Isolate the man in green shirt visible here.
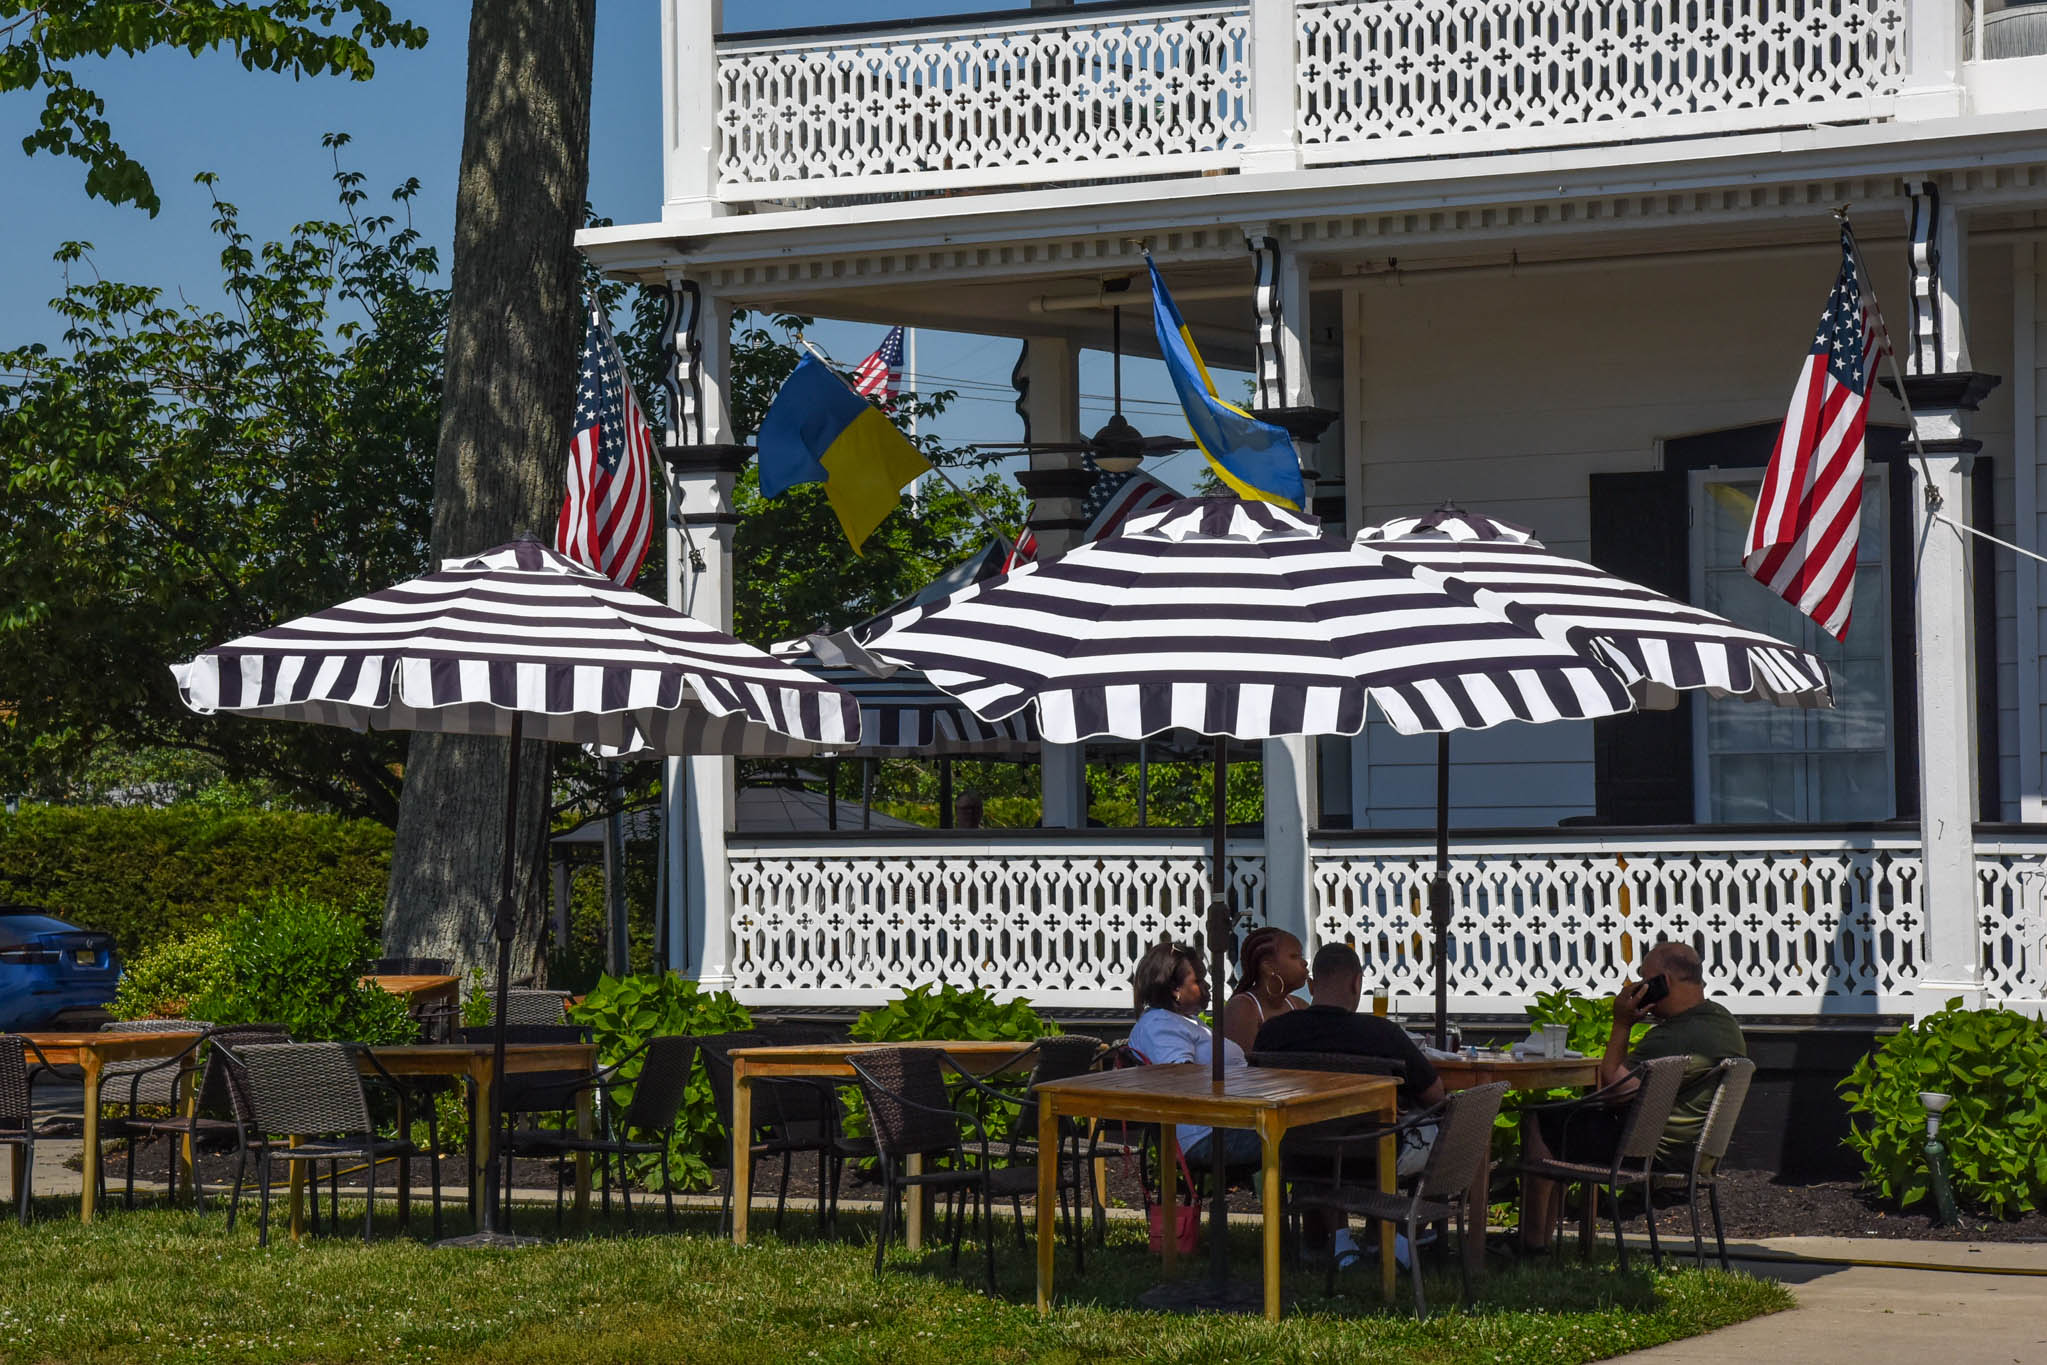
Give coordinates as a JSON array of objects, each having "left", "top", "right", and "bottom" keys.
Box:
[{"left": 1520, "top": 941, "right": 1747, "bottom": 1250}]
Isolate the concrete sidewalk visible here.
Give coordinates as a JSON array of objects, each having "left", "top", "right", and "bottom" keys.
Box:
[{"left": 1620, "top": 1244, "right": 2047, "bottom": 1364}]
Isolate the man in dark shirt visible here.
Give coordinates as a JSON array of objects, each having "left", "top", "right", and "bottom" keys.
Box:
[{"left": 1254, "top": 942, "right": 1447, "bottom": 1110}]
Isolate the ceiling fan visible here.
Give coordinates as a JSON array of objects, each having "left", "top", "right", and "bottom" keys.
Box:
[{"left": 971, "top": 300, "right": 1195, "bottom": 472}]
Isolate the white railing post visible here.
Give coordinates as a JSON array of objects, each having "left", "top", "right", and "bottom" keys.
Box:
[
  {"left": 1242, "top": 0, "right": 1303, "bottom": 173},
  {"left": 1897, "top": 0, "right": 1967, "bottom": 120},
  {"left": 665, "top": 0, "right": 725, "bottom": 221}
]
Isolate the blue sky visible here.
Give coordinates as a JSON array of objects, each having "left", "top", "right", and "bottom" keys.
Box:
[{"left": 0, "top": 1, "right": 1215, "bottom": 482}]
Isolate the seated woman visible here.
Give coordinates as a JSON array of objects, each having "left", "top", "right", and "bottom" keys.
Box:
[
  {"left": 1126, "top": 940, "right": 1260, "bottom": 1169},
  {"left": 1221, "top": 926, "right": 1309, "bottom": 1056}
]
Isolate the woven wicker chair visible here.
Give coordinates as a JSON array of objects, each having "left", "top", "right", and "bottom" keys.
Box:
[
  {"left": 455, "top": 1023, "right": 593, "bottom": 1225},
  {"left": 508, "top": 1034, "right": 697, "bottom": 1231},
  {"left": 1515, "top": 1054, "right": 1689, "bottom": 1271},
  {"left": 116, "top": 1024, "right": 290, "bottom": 1214},
  {"left": 1649, "top": 1057, "right": 1756, "bottom": 1269},
  {"left": 973, "top": 1036, "right": 1113, "bottom": 1265},
  {"left": 0, "top": 1036, "right": 57, "bottom": 1225},
  {"left": 848, "top": 1047, "right": 1041, "bottom": 1293},
  {"left": 363, "top": 957, "right": 453, "bottom": 976},
  {"left": 229, "top": 1041, "right": 443, "bottom": 1246},
  {"left": 1290, "top": 1081, "right": 1509, "bottom": 1317},
  {"left": 490, "top": 991, "right": 571, "bottom": 1027},
  {"left": 698, "top": 1029, "right": 849, "bottom": 1237}
]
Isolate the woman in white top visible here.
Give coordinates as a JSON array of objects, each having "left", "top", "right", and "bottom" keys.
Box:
[{"left": 1125, "top": 940, "right": 1261, "bottom": 1168}]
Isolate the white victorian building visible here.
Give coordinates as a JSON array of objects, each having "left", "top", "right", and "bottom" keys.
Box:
[{"left": 580, "top": 0, "right": 2047, "bottom": 1026}]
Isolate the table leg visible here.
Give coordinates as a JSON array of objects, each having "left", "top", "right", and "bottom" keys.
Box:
[
  {"left": 79, "top": 1056, "right": 101, "bottom": 1223},
  {"left": 471, "top": 1063, "right": 493, "bottom": 1225},
  {"left": 1259, "top": 1115, "right": 1284, "bottom": 1323},
  {"left": 1464, "top": 1149, "right": 1490, "bottom": 1283},
  {"left": 1378, "top": 1115, "right": 1398, "bottom": 1303},
  {"left": 730, "top": 1065, "right": 752, "bottom": 1246},
  {"left": 178, "top": 1076, "right": 199, "bottom": 1206},
  {"left": 574, "top": 1085, "right": 593, "bottom": 1224},
  {"left": 905, "top": 1153, "right": 926, "bottom": 1251},
  {"left": 1035, "top": 1095, "right": 1058, "bottom": 1314},
  {"left": 288, "top": 1138, "right": 307, "bottom": 1241},
  {"left": 1158, "top": 1124, "right": 1177, "bottom": 1276}
]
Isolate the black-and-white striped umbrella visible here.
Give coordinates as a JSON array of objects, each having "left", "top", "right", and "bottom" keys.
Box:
[
  {"left": 1355, "top": 507, "right": 1833, "bottom": 709},
  {"left": 861, "top": 498, "right": 1638, "bottom": 742},
  {"left": 173, "top": 539, "right": 860, "bottom": 753},
  {"left": 770, "top": 648, "right": 1038, "bottom": 755}
]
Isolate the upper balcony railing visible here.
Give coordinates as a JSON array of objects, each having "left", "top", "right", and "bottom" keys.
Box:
[{"left": 665, "top": 0, "right": 1988, "bottom": 213}]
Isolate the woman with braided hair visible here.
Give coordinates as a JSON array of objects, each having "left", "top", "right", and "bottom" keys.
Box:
[{"left": 1221, "top": 926, "right": 1309, "bottom": 1054}]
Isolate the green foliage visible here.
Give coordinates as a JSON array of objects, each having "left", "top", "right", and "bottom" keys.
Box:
[
  {"left": 0, "top": 143, "right": 442, "bottom": 821},
  {"left": 190, "top": 890, "right": 417, "bottom": 1045},
  {"left": 110, "top": 928, "right": 231, "bottom": 1021},
  {"left": 1492, "top": 989, "right": 1650, "bottom": 1146},
  {"left": 1841, "top": 1000, "right": 2047, "bottom": 1218},
  {"left": 568, "top": 972, "right": 752, "bottom": 1192},
  {"left": 1, "top": 2, "right": 428, "bottom": 215},
  {"left": 0, "top": 804, "right": 391, "bottom": 958},
  {"left": 850, "top": 984, "right": 1060, "bottom": 1046}
]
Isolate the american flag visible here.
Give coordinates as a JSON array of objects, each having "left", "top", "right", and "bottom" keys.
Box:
[
  {"left": 1744, "top": 225, "right": 1890, "bottom": 641},
  {"left": 851, "top": 325, "right": 905, "bottom": 400},
  {"left": 1002, "top": 524, "right": 1037, "bottom": 574},
  {"left": 556, "top": 305, "right": 655, "bottom": 587},
  {"left": 1083, "top": 467, "right": 1180, "bottom": 541}
]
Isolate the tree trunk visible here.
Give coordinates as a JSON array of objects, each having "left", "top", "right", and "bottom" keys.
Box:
[{"left": 382, "top": 0, "right": 597, "bottom": 980}]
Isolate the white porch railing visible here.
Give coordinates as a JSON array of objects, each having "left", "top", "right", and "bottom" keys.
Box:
[
  {"left": 728, "top": 833, "right": 1266, "bottom": 1008},
  {"left": 723, "top": 829, "right": 2047, "bottom": 1015},
  {"left": 694, "top": 0, "right": 1921, "bottom": 207}
]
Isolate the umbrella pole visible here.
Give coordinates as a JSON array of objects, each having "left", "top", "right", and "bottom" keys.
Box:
[
  {"left": 1207, "top": 734, "right": 1230, "bottom": 1289},
  {"left": 1432, "top": 732, "right": 1452, "bottom": 1050},
  {"left": 483, "top": 713, "right": 523, "bottom": 1238}
]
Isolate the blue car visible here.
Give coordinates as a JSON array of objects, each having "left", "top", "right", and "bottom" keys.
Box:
[{"left": 0, "top": 906, "right": 121, "bottom": 1031}]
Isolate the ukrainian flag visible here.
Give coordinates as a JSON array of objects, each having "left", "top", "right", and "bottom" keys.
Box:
[
  {"left": 756, "top": 354, "right": 933, "bottom": 554},
  {"left": 1147, "top": 256, "right": 1305, "bottom": 510}
]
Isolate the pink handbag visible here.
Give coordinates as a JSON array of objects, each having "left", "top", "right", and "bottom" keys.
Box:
[{"left": 1147, "top": 1139, "right": 1202, "bottom": 1255}]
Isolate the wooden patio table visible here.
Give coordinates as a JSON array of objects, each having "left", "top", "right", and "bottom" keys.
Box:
[
  {"left": 18, "top": 1029, "right": 205, "bottom": 1222},
  {"left": 360, "top": 973, "right": 461, "bottom": 1015},
  {"left": 1032, "top": 1063, "right": 1401, "bottom": 1322},
  {"left": 727, "top": 1039, "right": 1037, "bottom": 1250},
  {"left": 1433, "top": 1051, "right": 1601, "bottom": 1278}
]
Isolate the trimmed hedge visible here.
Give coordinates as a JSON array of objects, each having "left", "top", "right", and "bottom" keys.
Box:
[{"left": 0, "top": 805, "right": 392, "bottom": 957}]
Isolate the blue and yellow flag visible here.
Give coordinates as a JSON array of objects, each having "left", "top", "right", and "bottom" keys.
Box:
[
  {"left": 1147, "top": 256, "right": 1305, "bottom": 510},
  {"left": 756, "top": 354, "right": 933, "bottom": 554}
]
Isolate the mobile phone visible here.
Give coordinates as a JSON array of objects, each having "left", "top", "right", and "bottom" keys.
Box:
[{"left": 1638, "top": 974, "right": 1671, "bottom": 1007}]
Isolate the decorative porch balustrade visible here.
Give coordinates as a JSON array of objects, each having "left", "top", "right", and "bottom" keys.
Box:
[
  {"left": 702, "top": 0, "right": 1917, "bottom": 206},
  {"left": 723, "top": 829, "right": 2047, "bottom": 1013}
]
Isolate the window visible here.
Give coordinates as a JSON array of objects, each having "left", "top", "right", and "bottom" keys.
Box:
[{"left": 1690, "top": 469, "right": 1893, "bottom": 823}]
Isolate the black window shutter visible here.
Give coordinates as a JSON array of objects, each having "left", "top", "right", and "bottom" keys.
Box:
[{"left": 1589, "top": 470, "right": 1693, "bottom": 823}]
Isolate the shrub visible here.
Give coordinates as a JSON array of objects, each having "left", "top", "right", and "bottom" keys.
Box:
[
  {"left": 190, "top": 890, "right": 417, "bottom": 1045},
  {"left": 0, "top": 805, "right": 390, "bottom": 958},
  {"left": 567, "top": 972, "right": 752, "bottom": 1191},
  {"left": 1841, "top": 1000, "right": 2047, "bottom": 1218},
  {"left": 1493, "top": 989, "right": 1651, "bottom": 1149},
  {"left": 110, "top": 928, "right": 232, "bottom": 1020},
  {"left": 849, "top": 984, "right": 1060, "bottom": 1150}
]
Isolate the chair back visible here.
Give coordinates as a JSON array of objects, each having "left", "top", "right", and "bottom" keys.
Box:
[
  {"left": 1692, "top": 1057, "right": 1756, "bottom": 1176},
  {"left": 101, "top": 1019, "right": 212, "bottom": 1033},
  {"left": 850, "top": 1048, "right": 964, "bottom": 1160},
  {"left": 1013, "top": 1035, "right": 1104, "bottom": 1134},
  {"left": 233, "top": 1042, "right": 373, "bottom": 1139},
  {"left": 492, "top": 990, "right": 571, "bottom": 1027},
  {"left": 193, "top": 1024, "right": 291, "bottom": 1118},
  {"left": 455, "top": 1024, "right": 586, "bottom": 1046},
  {"left": 692, "top": 1030, "right": 772, "bottom": 1133},
  {"left": 364, "top": 957, "right": 452, "bottom": 976},
  {"left": 1246, "top": 1050, "right": 1407, "bottom": 1081},
  {"left": 620, "top": 1035, "right": 698, "bottom": 1135},
  {"left": 99, "top": 1020, "right": 211, "bottom": 1108},
  {"left": 1414, "top": 1081, "right": 1508, "bottom": 1200},
  {"left": 0, "top": 1036, "right": 31, "bottom": 1133},
  {"left": 1615, "top": 1055, "right": 1691, "bottom": 1163}
]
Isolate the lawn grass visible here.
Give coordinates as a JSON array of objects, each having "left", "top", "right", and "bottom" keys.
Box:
[{"left": 0, "top": 1198, "right": 1789, "bottom": 1365}]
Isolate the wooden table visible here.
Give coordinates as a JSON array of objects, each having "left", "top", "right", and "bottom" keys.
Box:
[
  {"left": 18, "top": 1030, "right": 205, "bottom": 1222},
  {"left": 360, "top": 1042, "right": 598, "bottom": 1227},
  {"left": 1033, "top": 1063, "right": 1400, "bottom": 1322},
  {"left": 1434, "top": 1051, "right": 1601, "bottom": 1278},
  {"left": 727, "top": 1040, "right": 1037, "bottom": 1250},
  {"left": 361, "top": 973, "right": 461, "bottom": 1015}
]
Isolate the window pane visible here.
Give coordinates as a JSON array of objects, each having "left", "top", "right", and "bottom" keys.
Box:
[{"left": 1711, "top": 754, "right": 1803, "bottom": 823}]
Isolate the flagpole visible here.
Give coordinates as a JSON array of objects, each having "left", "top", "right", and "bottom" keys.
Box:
[
  {"left": 795, "top": 332, "right": 1008, "bottom": 540},
  {"left": 1838, "top": 209, "right": 1942, "bottom": 510}
]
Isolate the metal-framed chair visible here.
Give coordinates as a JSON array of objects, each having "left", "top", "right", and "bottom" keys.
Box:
[
  {"left": 115, "top": 1023, "right": 290, "bottom": 1212},
  {"left": 1515, "top": 1054, "right": 1689, "bottom": 1271},
  {"left": 1650, "top": 1057, "right": 1756, "bottom": 1269},
  {"left": 455, "top": 1023, "right": 592, "bottom": 1224},
  {"left": 227, "top": 1041, "right": 443, "bottom": 1246},
  {"left": 1, "top": 1036, "right": 56, "bottom": 1226},
  {"left": 971, "top": 1035, "right": 1110, "bottom": 1266},
  {"left": 697, "top": 1029, "right": 847, "bottom": 1236},
  {"left": 507, "top": 1033, "right": 697, "bottom": 1231},
  {"left": 1289, "top": 1081, "right": 1509, "bottom": 1318},
  {"left": 491, "top": 991, "right": 571, "bottom": 1027},
  {"left": 847, "top": 1047, "right": 1041, "bottom": 1293}
]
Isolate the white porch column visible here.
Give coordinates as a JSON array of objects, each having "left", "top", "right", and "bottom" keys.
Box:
[
  {"left": 1896, "top": 0, "right": 1966, "bottom": 121},
  {"left": 1242, "top": 0, "right": 1303, "bottom": 174},
  {"left": 664, "top": 0, "right": 725, "bottom": 223},
  {"left": 1897, "top": 182, "right": 1999, "bottom": 1010},
  {"left": 1013, "top": 338, "right": 1089, "bottom": 827},
  {"left": 659, "top": 277, "right": 746, "bottom": 985},
  {"left": 1245, "top": 229, "right": 1339, "bottom": 949}
]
